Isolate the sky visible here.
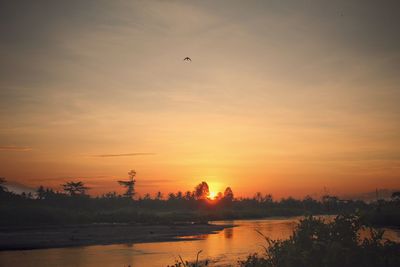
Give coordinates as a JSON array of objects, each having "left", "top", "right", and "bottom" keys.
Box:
[{"left": 1, "top": 0, "right": 399, "bottom": 198}]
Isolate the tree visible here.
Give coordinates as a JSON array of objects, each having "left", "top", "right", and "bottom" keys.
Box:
[
  {"left": 194, "top": 181, "right": 209, "bottom": 200},
  {"left": 168, "top": 192, "right": 176, "bottom": 201},
  {"left": 391, "top": 191, "right": 400, "bottom": 202},
  {"left": 155, "top": 191, "right": 163, "bottom": 200},
  {"left": 62, "top": 181, "right": 89, "bottom": 196},
  {"left": 102, "top": 191, "right": 118, "bottom": 199},
  {"left": 322, "top": 195, "right": 339, "bottom": 211},
  {"left": 37, "top": 186, "right": 46, "bottom": 199},
  {"left": 0, "top": 177, "right": 7, "bottom": 193},
  {"left": 118, "top": 169, "right": 136, "bottom": 199},
  {"left": 265, "top": 194, "right": 273, "bottom": 202},
  {"left": 184, "top": 191, "right": 194, "bottom": 200},
  {"left": 216, "top": 192, "right": 223, "bottom": 200},
  {"left": 224, "top": 187, "right": 234, "bottom": 201},
  {"left": 254, "top": 192, "right": 263, "bottom": 202}
]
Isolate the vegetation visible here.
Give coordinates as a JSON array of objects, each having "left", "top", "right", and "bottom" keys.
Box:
[
  {"left": 0, "top": 172, "right": 399, "bottom": 228},
  {"left": 167, "top": 250, "right": 209, "bottom": 267},
  {"left": 118, "top": 169, "right": 137, "bottom": 199},
  {"left": 239, "top": 215, "right": 400, "bottom": 267}
]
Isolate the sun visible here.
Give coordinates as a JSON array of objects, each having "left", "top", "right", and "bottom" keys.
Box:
[{"left": 208, "top": 191, "right": 217, "bottom": 200}]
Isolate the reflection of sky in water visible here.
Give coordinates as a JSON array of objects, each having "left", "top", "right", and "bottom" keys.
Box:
[{"left": 0, "top": 217, "right": 399, "bottom": 267}]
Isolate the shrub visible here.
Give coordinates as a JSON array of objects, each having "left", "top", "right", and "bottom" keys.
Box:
[{"left": 239, "top": 215, "right": 400, "bottom": 267}]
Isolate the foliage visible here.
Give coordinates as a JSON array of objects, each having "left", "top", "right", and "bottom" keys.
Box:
[
  {"left": 194, "top": 182, "right": 210, "bottom": 200},
  {"left": 118, "top": 169, "right": 136, "bottom": 199},
  {"left": 224, "top": 187, "right": 234, "bottom": 201},
  {"left": 392, "top": 191, "right": 400, "bottom": 201},
  {"left": 239, "top": 215, "right": 400, "bottom": 267},
  {"left": 167, "top": 250, "right": 209, "bottom": 267},
  {"left": 62, "top": 181, "right": 89, "bottom": 196},
  {"left": 0, "top": 173, "right": 399, "bottom": 228},
  {"left": 0, "top": 177, "right": 7, "bottom": 192}
]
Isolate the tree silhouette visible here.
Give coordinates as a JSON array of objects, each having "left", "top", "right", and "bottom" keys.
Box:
[
  {"left": 224, "top": 187, "right": 234, "bottom": 201},
  {"left": 118, "top": 170, "right": 136, "bottom": 199},
  {"left": 36, "top": 186, "right": 46, "bottom": 199},
  {"left": 184, "top": 191, "right": 194, "bottom": 200},
  {"left": 0, "top": 177, "right": 7, "bottom": 193},
  {"left": 194, "top": 181, "right": 209, "bottom": 200},
  {"left": 155, "top": 191, "right": 163, "bottom": 200},
  {"left": 254, "top": 192, "right": 263, "bottom": 202},
  {"left": 62, "top": 181, "right": 89, "bottom": 196},
  {"left": 392, "top": 191, "right": 400, "bottom": 202},
  {"left": 168, "top": 192, "right": 176, "bottom": 200}
]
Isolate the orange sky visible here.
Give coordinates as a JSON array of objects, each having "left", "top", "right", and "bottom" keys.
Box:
[{"left": 0, "top": 1, "right": 399, "bottom": 198}]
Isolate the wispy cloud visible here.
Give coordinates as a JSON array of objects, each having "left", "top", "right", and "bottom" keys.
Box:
[
  {"left": 92, "top": 153, "right": 155, "bottom": 158},
  {"left": 0, "top": 146, "right": 32, "bottom": 151}
]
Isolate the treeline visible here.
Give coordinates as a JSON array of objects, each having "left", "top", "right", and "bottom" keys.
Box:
[{"left": 0, "top": 174, "right": 399, "bottom": 227}]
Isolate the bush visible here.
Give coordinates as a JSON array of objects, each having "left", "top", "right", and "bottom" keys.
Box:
[{"left": 239, "top": 215, "right": 400, "bottom": 267}]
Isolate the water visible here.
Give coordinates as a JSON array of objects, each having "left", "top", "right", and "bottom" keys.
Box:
[{"left": 1, "top": 217, "right": 399, "bottom": 267}]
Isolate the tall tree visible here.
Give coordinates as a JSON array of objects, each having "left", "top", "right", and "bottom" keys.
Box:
[
  {"left": 118, "top": 170, "right": 136, "bottom": 199},
  {"left": 223, "top": 187, "right": 234, "bottom": 201},
  {"left": 62, "top": 181, "right": 89, "bottom": 196},
  {"left": 194, "top": 181, "right": 209, "bottom": 200}
]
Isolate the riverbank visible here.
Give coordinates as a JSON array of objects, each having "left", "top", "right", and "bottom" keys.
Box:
[{"left": 0, "top": 222, "right": 232, "bottom": 251}]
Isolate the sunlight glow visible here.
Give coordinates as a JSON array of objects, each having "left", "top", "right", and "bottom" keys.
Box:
[{"left": 208, "top": 191, "right": 217, "bottom": 200}]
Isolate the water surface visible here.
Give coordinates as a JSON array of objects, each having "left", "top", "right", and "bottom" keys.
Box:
[{"left": 1, "top": 217, "right": 399, "bottom": 267}]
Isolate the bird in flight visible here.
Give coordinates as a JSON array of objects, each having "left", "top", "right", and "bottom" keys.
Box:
[{"left": 183, "top": 57, "right": 192, "bottom": 62}]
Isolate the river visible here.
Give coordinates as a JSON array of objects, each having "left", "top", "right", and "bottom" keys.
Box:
[{"left": 1, "top": 217, "right": 399, "bottom": 267}]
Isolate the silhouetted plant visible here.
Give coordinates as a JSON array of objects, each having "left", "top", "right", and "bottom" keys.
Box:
[
  {"left": 36, "top": 185, "right": 47, "bottom": 199},
  {"left": 118, "top": 170, "right": 136, "bottom": 199},
  {"left": 239, "top": 214, "right": 400, "bottom": 267},
  {"left": 168, "top": 250, "right": 209, "bottom": 267},
  {"left": 155, "top": 191, "right": 163, "bottom": 200},
  {"left": 391, "top": 191, "right": 400, "bottom": 202},
  {"left": 223, "top": 187, "right": 234, "bottom": 201},
  {"left": 62, "top": 181, "right": 89, "bottom": 196},
  {"left": 194, "top": 182, "right": 209, "bottom": 200},
  {"left": 0, "top": 177, "right": 7, "bottom": 193}
]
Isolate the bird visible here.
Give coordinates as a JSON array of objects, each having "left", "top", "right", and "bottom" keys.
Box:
[{"left": 183, "top": 57, "right": 192, "bottom": 62}]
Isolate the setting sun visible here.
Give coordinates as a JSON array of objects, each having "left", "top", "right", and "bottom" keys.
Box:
[{"left": 208, "top": 191, "right": 217, "bottom": 200}]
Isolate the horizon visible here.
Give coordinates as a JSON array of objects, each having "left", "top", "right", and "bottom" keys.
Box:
[
  {"left": 3, "top": 176, "right": 399, "bottom": 201},
  {"left": 1, "top": 1, "right": 400, "bottom": 199}
]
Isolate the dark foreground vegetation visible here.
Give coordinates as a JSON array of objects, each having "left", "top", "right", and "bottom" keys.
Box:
[
  {"left": 0, "top": 173, "right": 399, "bottom": 228},
  {"left": 169, "top": 215, "right": 400, "bottom": 267},
  {"left": 240, "top": 214, "right": 400, "bottom": 267}
]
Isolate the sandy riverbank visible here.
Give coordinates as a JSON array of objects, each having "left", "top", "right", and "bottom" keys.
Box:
[{"left": 0, "top": 223, "right": 231, "bottom": 251}]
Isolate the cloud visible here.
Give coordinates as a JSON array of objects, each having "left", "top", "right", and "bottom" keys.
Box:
[
  {"left": 92, "top": 152, "right": 155, "bottom": 158},
  {"left": 0, "top": 146, "right": 32, "bottom": 151}
]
